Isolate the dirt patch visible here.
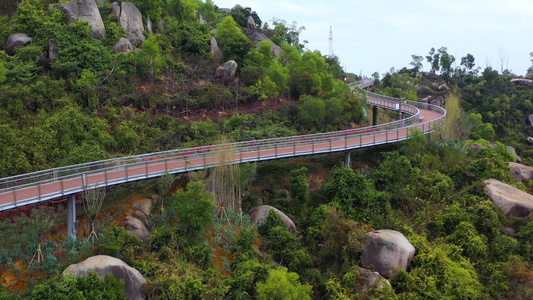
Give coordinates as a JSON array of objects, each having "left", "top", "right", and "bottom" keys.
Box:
[{"left": 177, "top": 97, "right": 295, "bottom": 124}]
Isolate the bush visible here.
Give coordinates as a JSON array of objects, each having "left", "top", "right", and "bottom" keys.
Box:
[
  {"left": 323, "top": 167, "right": 389, "bottom": 225},
  {"left": 256, "top": 267, "right": 312, "bottom": 300},
  {"left": 31, "top": 271, "right": 126, "bottom": 299}
]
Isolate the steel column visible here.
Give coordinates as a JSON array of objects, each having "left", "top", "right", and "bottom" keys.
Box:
[
  {"left": 67, "top": 194, "right": 77, "bottom": 240},
  {"left": 372, "top": 106, "right": 378, "bottom": 126},
  {"left": 345, "top": 151, "right": 351, "bottom": 169}
]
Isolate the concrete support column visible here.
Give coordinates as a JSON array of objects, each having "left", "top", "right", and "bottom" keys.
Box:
[
  {"left": 345, "top": 151, "right": 351, "bottom": 169},
  {"left": 398, "top": 99, "right": 403, "bottom": 121},
  {"left": 67, "top": 194, "right": 77, "bottom": 240},
  {"left": 372, "top": 106, "right": 378, "bottom": 126},
  {"left": 210, "top": 172, "right": 216, "bottom": 194}
]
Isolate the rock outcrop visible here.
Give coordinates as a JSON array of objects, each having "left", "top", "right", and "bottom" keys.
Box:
[
  {"left": 113, "top": 1, "right": 145, "bottom": 47},
  {"left": 60, "top": 0, "right": 106, "bottom": 39},
  {"left": 120, "top": 197, "right": 153, "bottom": 239},
  {"left": 528, "top": 114, "right": 533, "bottom": 127},
  {"left": 507, "top": 146, "right": 521, "bottom": 162},
  {"left": 48, "top": 41, "right": 59, "bottom": 63},
  {"left": 131, "top": 198, "right": 153, "bottom": 217},
  {"left": 470, "top": 143, "right": 483, "bottom": 152},
  {"left": 500, "top": 227, "right": 516, "bottom": 236},
  {"left": 112, "top": 37, "right": 134, "bottom": 53},
  {"left": 243, "top": 28, "right": 283, "bottom": 58},
  {"left": 214, "top": 60, "right": 238, "bottom": 85},
  {"left": 210, "top": 37, "right": 223, "bottom": 61},
  {"left": 484, "top": 178, "right": 533, "bottom": 216},
  {"left": 121, "top": 216, "right": 150, "bottom": 239},
  {"left": 361, "top": 229, "right": 415, "bottom": 279},
  {"left": 249, "top": 205, "right": 296, "bottom": 233},
  {"left": 246, "top": 16, "right": 256, "bottom": 29},
  {"left": 6, "top": 33, "right": 32, "bottom": 55},
  {"left": 357, "top": 267, "right": 391, "bottom": 294},
  {"left": 509, "top": 162, "right": 533, "bottom": 182},
  {"left": 146, "top": 16, "right": 154, "bottom": 34},
  {"left": 63, "top": 255, "right": 146, "bottom": 300}
]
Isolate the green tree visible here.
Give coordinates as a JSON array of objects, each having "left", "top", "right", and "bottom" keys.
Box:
[
  {"left": 426, "top": 47, "right": 439, "bottom": 73},
  {"left": 53, "top": 21, "right": 113, "bottom": 74},
  {"left": 136, "top": 35, "right": 163, "bottom": 83},
  {"left": 256, "top": 267, "right": 312, "bottom": 300},
  {"left": 172, "top": 181, "right": 215, "bottom": 245},
  {"left": 258, "top": 211, "right": 311, "bottom": 273},
  {"left": 216, "top": 16, "right": 253, "bottom": 65},
  {"left": 461, "top": 53, "right": 476, "bottom": 71},
  {"left": 323, "top": 167, "right": 388, "bottom": 224},
  {"left": 297, "top": 96, "right": 325, "bottom": 131},
  {"left": 290, "top": 167, "right": 309, "bottom": 207},
  {"left": 226, "top": 228, "right": 270, "bottom": 299},
  {"left": 410, "top": 55, "right": 423, "bottom": 72},
  {"left": 166, "top": 18, "right": 210, "bottom": 55},
  {"left": 438, "top": 47, "right": 455, "bottom": 80},
  {"left": 131, "top": 0, "right": 162, "bottom": 19},
  {"left": 270, "top": 19, "right": 306, "bottom": 51},
  {"left": 32, "top": 272, "right": 126, "bottom": 299},
  {"left": 198, "top": 0, "right": 217, "bottom": 24},
  {"left": 167, "top": 0, "right": 201, "bottom": 22},
  {"left": 446, "top": 221, "right": 489, "bottom": 261}
]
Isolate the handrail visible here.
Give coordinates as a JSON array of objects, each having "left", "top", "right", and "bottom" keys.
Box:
[{"left": 0, "top": 88, "right": 446, "bottom": 211}]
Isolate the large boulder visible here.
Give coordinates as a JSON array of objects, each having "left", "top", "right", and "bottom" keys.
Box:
[
  {"left": 111, "top": 1, "right": 120, "bottom": 15},
  {"left": 146, "top": 16, "right": 154, "bottom": 34},
  {"left": 210, "top": 37, "right": 223, "bottom": 61},
  {"left": 246, "top": 16, "right": 256, "bottom": 29},
  {"left": 121, "top": 216, "right": 150, "bottom": 240},
  {"left": 243, "top": 28, "right": 283, "bottom": 58},
  {"left": 500, "top": 227, "right": 516, "bottom": 236},
  {"left": 214, "top": 60, "right": 238, "bottom": 85},
  {"left": 484, "top": 178, "right": 533, "bottom": 216},
  {"left": 361, "top": 229, "right": 415, "bottom": 279},
  {"left": 113, "top": 2, "right": 145, "bottom": 47},
  {"left": 357, "top": 267, "right": 391, "bottom": 294},
  {"left": 5, "top": 33, "right": 32, "bottom": 55},
  {"left": 527, "top": 114, "right": 533, "bottom": 127},
  {"left": 131, "top": 198, "right": 153, "bottom": 217},
  {"left": 470, "top": 143, "right": 483, "bottom": 152},
  {"left": 249, "top": 205, "right": 296, "bottom": 233},
  {"left": 63, "top": 255, "right": 146, "bottom": 300},
  {"left": 507, "top": 146, "right": 521, "bottom": 162},
  {"left": 48, "top": 41, "right": 60, "bottom": 63},
  {"left": 509, "top": 162, "right": 533, "bottom": 182},
  {"left": 120, "top": 197, "right": 153, "bottom": 239},
  {"left": 112, "top": 37, "right": 134, "bottom": 53},
  {"left": 59, "top": 0, "right": 106, "bottom": 39}
]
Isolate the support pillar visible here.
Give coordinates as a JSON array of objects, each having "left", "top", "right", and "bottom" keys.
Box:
[
  {"left": 372, "top": 106, "right": 378, "bottom": 126},
  {"left": 345, "top": 151, "right": 351, "bottom": 169},
  {"left": 67, "top": 194, "right": 77, "bottom": 240},
  {"left": 210, "top": 172, "right": 216, "bottom": 194},
  {"left": 398, "top": 99, "right": 403, "bottom": 121}
]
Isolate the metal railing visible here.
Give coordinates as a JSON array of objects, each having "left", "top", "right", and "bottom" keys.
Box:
[{"left": 0, "top": 90, "right": 446, "bottom": 211}]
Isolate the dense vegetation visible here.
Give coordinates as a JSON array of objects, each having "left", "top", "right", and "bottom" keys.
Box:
[
  {"left": 0, "top": 0, "right": 364, "bottom": 178},
  {"left": 2, "top": 0, "right": 533, "bottom": 299}
]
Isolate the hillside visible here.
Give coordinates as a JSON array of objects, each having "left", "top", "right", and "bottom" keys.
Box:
[{"left": 3, "top": 0, "right": 533, "bottom": 299}]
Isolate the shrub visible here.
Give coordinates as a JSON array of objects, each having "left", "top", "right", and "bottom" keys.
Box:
[{"left": 31, "top": 271, "right": 126, "bottom": 299}]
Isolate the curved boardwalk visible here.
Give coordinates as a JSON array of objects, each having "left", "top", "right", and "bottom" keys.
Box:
[{"left": 0, "top": 89, "right": 445, "bottom": 211}]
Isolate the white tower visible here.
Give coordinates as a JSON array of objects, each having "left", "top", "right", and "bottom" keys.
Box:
[{"left": 328, "top": 26, "right": 334, "bottom": 58}]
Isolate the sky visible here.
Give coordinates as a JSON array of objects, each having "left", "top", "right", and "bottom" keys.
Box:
[{"left": 213, "top": 0, "right": 533, "bottom": 77}]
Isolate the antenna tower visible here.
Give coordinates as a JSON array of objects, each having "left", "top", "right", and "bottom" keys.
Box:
[{"left": 328, "top": 26, "right": 334, "bottom": 58}]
